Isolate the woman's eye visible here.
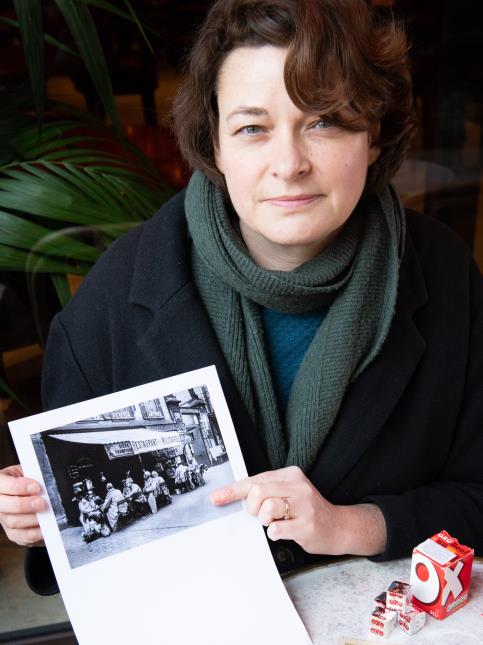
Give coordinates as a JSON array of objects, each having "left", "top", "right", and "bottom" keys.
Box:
[
  {"left": 237, "top": 125, "right": 263, "bottom": 135},
  {"left": 311, "top": 118, "right": 332, "bottom": 130}
]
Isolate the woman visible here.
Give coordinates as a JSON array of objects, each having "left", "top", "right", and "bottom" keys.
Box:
[{"left": 1, "top": 0, "right": 482, "bottom": 596}]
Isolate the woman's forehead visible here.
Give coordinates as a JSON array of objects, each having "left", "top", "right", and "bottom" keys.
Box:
[
  {"left": 217, "top": 46, "right": 299, "bottom": 114},
  {"left": 217, "top": 45, "right": 287, "bottom": 96}
]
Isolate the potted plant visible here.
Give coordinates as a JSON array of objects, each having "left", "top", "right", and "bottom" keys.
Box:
[{"left": 0, "top": 1, "right": 174, "bottom": 403}]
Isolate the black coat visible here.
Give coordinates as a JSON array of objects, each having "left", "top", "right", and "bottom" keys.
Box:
[{"left": 27, "top": 189, "right": 483, "bottom": 594}]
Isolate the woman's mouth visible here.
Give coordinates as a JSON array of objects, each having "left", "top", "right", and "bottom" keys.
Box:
[{"left": 265, "top": 194, "right": 322, "bottom": 209}]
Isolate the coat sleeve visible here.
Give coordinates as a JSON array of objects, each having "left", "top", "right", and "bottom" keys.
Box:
[
  {"left": 367, "top": 258, "right": 483, "bottom": 560},
  {"left": 24, "top": 547, "right": 59, "bottom": 596}
]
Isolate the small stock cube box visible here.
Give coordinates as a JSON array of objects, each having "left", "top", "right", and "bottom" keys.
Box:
[
  {"left": 409, "top": 530, "right": 474, "bottom": 620},
  {"left": 374, "top": 591, "right": 386, "bottom": 609},
  {"left": 387, "top": 580, "right": 412, "bottom": 613},
  {"left": 397, "top": 602, "right": 426, "bottom": 635},
  {"left": 368, "top": 606, "right": 397, "bottom": 639}
]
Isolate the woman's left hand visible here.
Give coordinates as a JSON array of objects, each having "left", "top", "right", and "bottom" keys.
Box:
[{"left": 210, "top": 465, "right": 387, "bottom": 557}]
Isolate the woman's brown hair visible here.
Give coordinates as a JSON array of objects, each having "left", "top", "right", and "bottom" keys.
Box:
[{"left": 172, "top": 0, "right": 416, "bottom": 193}]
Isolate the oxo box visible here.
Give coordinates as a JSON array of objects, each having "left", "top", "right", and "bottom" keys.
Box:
[{"left": 409, "top": 530, "right": 474, "bottom": 620}]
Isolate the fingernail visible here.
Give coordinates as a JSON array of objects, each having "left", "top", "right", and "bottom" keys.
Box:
[
  {"left": 211, "top": 494, "right": 224, "bottom": 505},
  {"left": 27, "top": 483, "right": 40, "bottom": 494}
]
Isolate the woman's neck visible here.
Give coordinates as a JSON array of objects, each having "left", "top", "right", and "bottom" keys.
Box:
[{"left": 239, "top": 220, "right": 336, "bottom": 271}]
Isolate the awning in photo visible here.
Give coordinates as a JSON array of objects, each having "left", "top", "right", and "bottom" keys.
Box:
[{"left": 49, "top": 428, "right": 186, "bottom": 457}]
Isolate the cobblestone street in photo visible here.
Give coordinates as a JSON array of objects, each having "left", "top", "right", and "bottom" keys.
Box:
[{"left": 62, "top": 462, "right": 240, "bottom": 568}]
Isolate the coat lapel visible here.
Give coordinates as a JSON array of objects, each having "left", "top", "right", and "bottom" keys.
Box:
[
  {"left": 128, "top": 194, "right": 270, "bottom": 475},
  {"left": 309, "top": 231, "right": 429, "bottom": 494},
  {"left": 136, "top": 282, "right": 270, "bottom": 475}
]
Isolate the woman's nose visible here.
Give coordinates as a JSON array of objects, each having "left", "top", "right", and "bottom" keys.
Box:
[{"left": 269, "top": 134, "right": 311, "bottom": 180}]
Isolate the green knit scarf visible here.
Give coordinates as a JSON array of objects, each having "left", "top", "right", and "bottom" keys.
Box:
[{"left": 185, "top": 171, "right": 405, "bottom": 472}]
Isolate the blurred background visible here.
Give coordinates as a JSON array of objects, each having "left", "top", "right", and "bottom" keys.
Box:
[{"left": 0, "top": 1, "right": 482, "bottom": 641}]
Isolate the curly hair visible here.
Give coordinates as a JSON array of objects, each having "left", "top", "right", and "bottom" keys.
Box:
[{"left": 172, "top": 0, "right": 416, "bottom": 193}]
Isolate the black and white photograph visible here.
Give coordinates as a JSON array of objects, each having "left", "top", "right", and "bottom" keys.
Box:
[{"left": 31, "top": 384, "right": 240, "bottom": 569}]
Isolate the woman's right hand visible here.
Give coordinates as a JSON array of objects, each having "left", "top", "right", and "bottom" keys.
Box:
[{"left": 0, "top": 465, "right": 45, "bottom": 547}]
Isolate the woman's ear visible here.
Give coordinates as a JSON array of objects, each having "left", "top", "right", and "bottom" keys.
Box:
[{"left": 368, "top": 122, "right": 381, "bottom": 166}]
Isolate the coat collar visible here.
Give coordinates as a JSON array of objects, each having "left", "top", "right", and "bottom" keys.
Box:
[
  {"left": 129, "top": 189, "right": 191, "bottom": 312},
  {"left": 128, "top": 192, "right": 428, "bottom": 489}
]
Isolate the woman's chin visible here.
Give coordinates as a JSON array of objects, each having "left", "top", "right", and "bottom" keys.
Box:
[{"left": 263, "top": 226, "right": 331, "bottom": 250}]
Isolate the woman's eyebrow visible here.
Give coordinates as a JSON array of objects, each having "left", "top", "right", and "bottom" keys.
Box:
[{"left": 226, "top": 106, "right": 268, "bottom": 121}]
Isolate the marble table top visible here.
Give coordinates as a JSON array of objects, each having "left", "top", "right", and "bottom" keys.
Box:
[{"left": 284, "top": 557, "right": 483, "bottom": 645}]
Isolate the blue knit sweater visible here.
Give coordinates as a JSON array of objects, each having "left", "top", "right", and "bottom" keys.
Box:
[{"left": 261, "top": 306, "right": 329, "bottom": 412}]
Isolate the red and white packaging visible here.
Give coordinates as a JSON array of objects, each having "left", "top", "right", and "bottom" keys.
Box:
[
  {"left": 368, "top": 607, "right": 397, "bottom": 639},
  {"left": 398, "top": 602, "right": 426, "bottom": 635},
  {"left": 387, "top": 580, "right": 412, "bottom": 613},
  {"left": 409, "top": 530, "right": 474, "bottom": 620},
  {"left": 374, "top": 591, "right": 386, "bottom": 609}
]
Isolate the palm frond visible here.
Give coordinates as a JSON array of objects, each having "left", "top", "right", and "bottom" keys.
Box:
[
  {"left": 122, "top": 0, "right": 154, "bottom": 54},
  {"left": 0, "top": 17, "right": 79, "bottom": 57},
  {"left": 0, "top": 121, "right": 173, "bottom": 304},
  {"left": 54, "top": 0, "right": 121, "bottom": 134},
  {"left": 12, "top": 0, "right": 45, "bottom": 127},
  {"left": 77, "top": 0, "right": 159, "bottom": 38},
  {"left": 0, "top": 244, "right": 90, "bottom": 274},
  {"left": 0, "top": 209, "right": 100, "bottom": 262},
  {"left": 0, "top": 164, "right": 139, "bottom": 225}
]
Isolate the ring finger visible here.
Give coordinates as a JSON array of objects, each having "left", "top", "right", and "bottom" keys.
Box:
[{"left": 258, "top": 497, "right": 293, "bottom": 527}]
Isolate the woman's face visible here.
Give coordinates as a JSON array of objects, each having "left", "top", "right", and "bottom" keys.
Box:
[{"left": 215, "top": 46, "right": 380, "bottom": 268}]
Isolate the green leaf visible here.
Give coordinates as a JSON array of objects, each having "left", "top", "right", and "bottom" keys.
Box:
[
  {"left": 0, "top": 16, "right": 79, "bottom": 57},
  {"left": 122, "top": 0, "right": 154, "bottom": 54},
  {"left": 45, "top": 100, "right": 100, "bottom": 123},
  {"left": 54, "top": 0, "right": 121, "bottom": 134},
  {"left": 0, "top": 244, "right": 89, "bottom": 274},
  {"left": 82, "top": 169, "right": 143, "bottom": 221},
  {"left": 40, "top": 150, "right": 134, "bottom": 163},
  {"left": 102, "top": 175, "right": 147, "bottom": 219},
  {"left": 86, "top": 163, "right": 172, "bottom": 196},
  {"left": 44, "top": 34, "right": 78, "bottom": 58},
  {"left": 117, "top": 137, "right": 162, "bottom": 180},
  {"left": 10, "top": 122, "right": 120, "bottom": 159},
  {"left": 100, "top": 174, "right": 165, "bottom": 216},
  {"left": 13, "top": 136, "right": 115, "bottom": 160},
  {"left": 9, "top": 121, "right": 165, "bottom": 183},
  {"left": 0, "top": 171, "right": 118, "bottom": 225},
  {"left": 41, "top": 161, "right": 124, "bottom": 217},
  {"left": 0, "top": 209, "right": 101, "bottom": 262},
  {"left": 13, "top": 0, "right": 45, "bottom": 127},
  {"left": 12, "top": 121, "right": 82, "bottom": 154},
  {"left": 51, "top": 274, "right": 72, "bottom": 308},
  {"left": 76, "top": 0, "right": 159, "bottom": 37},
  {"left": 0, "top": 158, "right": 168, "bottom": 227}
]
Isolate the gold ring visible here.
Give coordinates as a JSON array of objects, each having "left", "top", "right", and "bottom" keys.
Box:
[{"left": 282, "top": 497, "right": 290, "bottom": 521}]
